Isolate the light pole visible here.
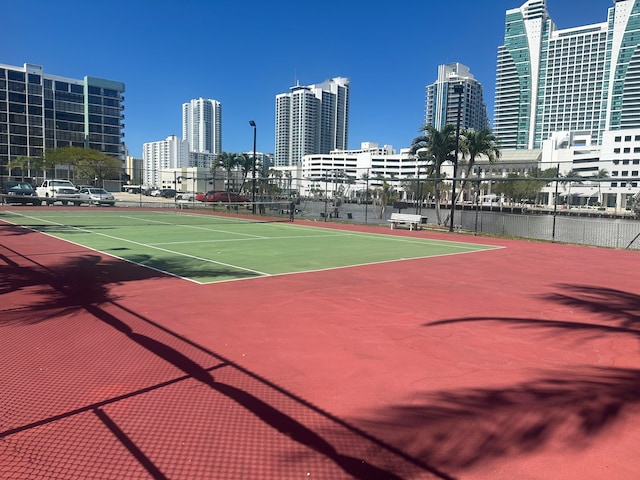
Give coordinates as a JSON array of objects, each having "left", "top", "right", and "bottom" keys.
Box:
[
  {"left": 249, "top": 120, "right": 257, "bottom": 213},
  {"left": 450, "top": 83, "right": 464, "bottom": 232}
]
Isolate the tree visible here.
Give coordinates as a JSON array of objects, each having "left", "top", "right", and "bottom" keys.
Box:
[
  {"left": 560, "top": 168, "right": 584, "bottom": 207},
  {"left": 410, "top": 124, "right": 457, "bottom": 225},
  {"left": 7, "top": 155, "right": 45, "bottom": 180},
  {"left": 216, "top": 152, "right": 240, "bottom": 192},
  {"left": 450, "top": 128, "right": 500, "bottom": 219},
  {"left": 235, "top": 154, "right": 254, "bottom": 194},
  {"left": 593, "top": 169, "right": 609, "bottom": 206},
  {"left": 209, "top": 155, "right": 224, "bottom": 191},
  {"left": 372, "top": 181, "right": 396, "bottom": 218},
  {"left": 493, "top": 167, "right": 557, "bottom": 204},
  {"left": 401, "top": 175, "right": 436, "bottom": 204},
  {"left": 43, "top": 147, "right": 121, "bottom": 185}
]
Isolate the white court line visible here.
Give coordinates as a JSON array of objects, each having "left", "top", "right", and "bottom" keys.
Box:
[
  {"left": 34, "top": 210, "right": 498, "bottom": 252},
  {"left": 5, "top": 212, "right": 271, "bottom": 278},
  {"left": 198, "top": 245, "right": 503, "bottom": 285},
  {"left": 118, "top": 215, "right": 268, "bottom": 239},
  {"left": 3, "top": 210, "right": 503, "bottom": 285},
  {"left": 150, "top": 232, "right": 349, "bottom": 246}
]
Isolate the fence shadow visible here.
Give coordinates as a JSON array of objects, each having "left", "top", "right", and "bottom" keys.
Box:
[{"left": 1, "top": 241, "right": 448, "bottom": 479}]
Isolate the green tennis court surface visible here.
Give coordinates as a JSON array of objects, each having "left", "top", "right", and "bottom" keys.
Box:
[{"left": 2, "top": 210, "right": 500, "bottom": 283}]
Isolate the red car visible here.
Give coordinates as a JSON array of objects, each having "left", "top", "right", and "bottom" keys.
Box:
[{"left": 195, "top": 191, "right": 250, "bottom": 203}]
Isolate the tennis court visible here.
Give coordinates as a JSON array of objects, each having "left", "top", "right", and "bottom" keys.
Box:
[
  {"left": 0, "top": 209, "right": 498, "bottom": 283},
  {"left": 1, "top": 205, "right": 639, "bottom": 479}
]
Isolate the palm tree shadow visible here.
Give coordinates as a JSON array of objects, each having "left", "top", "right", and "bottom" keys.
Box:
[
  {"left": 1, "top": 241, "right": 424, "bottom": 479},
  {"left": 0, "top": 249, "right": 253, "bottom": 327},
  {"left": 354, "top": 285, "right": 640, "bottom": 471},
  {"left": 357, "top": 367, "right": 640, "bottom": 470}
]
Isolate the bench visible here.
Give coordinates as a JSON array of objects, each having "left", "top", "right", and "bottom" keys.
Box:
[{"left": 388, "top": 212, "right": 422, "bottom": 230}]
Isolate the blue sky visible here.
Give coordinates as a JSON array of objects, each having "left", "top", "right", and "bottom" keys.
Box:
[{"left": 3, "top": 0, "right": 611, "bottom": 157}]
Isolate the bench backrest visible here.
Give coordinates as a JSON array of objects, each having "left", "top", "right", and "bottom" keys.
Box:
[{"left": 390, "top": 212, "right": 421, "bottom": 221}]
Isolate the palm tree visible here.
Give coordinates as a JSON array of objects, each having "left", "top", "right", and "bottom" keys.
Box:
[
  {"left": 234, "top": 153, "right": 254, "bottom": 194},
  {"left": 444, "top": 128, "right": 501, "bottom": 224},
  {"left": 209, "top": 155, "right": 224, "bottom": 191},
  {"left": 410, "top": 124, "right": 457, "bottom": 225},
  {"left": 264, "top": 168, "right": 284, "bottom": 198},
  {"left": 372, "top": 181, "right": 395, "bottom": 218},
  {"left": 216, "top": 152, "right": 239, "bottom": 192},
  {"left": 593, "top": 168, "right": 609, "bottom": 206},
  {"left": 561, "top": 168, "right": 582, "bottom": 208}
]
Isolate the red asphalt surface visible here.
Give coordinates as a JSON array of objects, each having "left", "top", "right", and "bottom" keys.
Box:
[{"left": 1, "top": 211, "right": 640, "bottom": 479}]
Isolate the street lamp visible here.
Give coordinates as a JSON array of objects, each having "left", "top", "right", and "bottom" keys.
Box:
[
  {"left": 450, "top": 83, "right": 464, "bottom": 232},
  {"left": 249, "top": 120, "right": 257, "bottom": 213}
]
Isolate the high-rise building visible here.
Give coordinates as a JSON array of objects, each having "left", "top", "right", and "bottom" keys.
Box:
[
  {"left": 494, "top": 0, "right": 640, "bottom": 150},
  {"left": 275, "top": 77, "right": 349, "bottom": 166},
  {"left": 182, "top": 98, "right": 221, "bottom": 155},
  {"left": 425, "top": 63, "right": 489, "bottom": 132},
  {"left": 142, "top": 135, "right": 188, "bottom": 187},
  {"left": 0, "top": 62, "right": 125, "bottom": 179}
]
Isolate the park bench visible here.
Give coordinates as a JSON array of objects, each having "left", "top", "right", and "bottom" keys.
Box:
[{"left": 388, "top": 212, "right": 423, "bottom": 230}]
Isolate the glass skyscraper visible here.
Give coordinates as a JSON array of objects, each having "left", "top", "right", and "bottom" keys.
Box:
[
  {"left": 0, "top": 62, "right": 125, "bottom": 179},
  {"left": 494, "top": 0, "right": 640, "bottom": 149}
]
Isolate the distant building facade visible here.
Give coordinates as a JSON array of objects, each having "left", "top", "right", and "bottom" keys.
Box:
[
  {"left": 275, "top": 77, "right": 350, "bottom": 167},
  {"left": 426, "top": 63, "right": 489, "bottom": 132},
  {"left": 494, "top": 0, "right": 640, "bottom": 149},
  {"left": 142, "top": 135, "right": 188, "bottom": 187},
  {"left": 0, "top": 62, "right": 125, "bottom": 180},
  {"left": 182, "top": 98, "right": 221, "bottom": 155},
  {"left": 124, "top": 155, "right": 143, "bottom": 185},
  {"left": 182, "top": 98, "right": 221, "bottom": 170}
]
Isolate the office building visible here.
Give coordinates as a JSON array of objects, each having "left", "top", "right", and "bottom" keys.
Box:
[
  {"left": 425, "top": 63, "right": 489, "bottom": 132},
  {"left": 0, "top": 62, "right": 125, "bottom": 179},
  {"left": 275, "top": 77, "right": 349, "bottom": 167},
  {"left": 182, "top": 98, "right": 221, "bottom": 156},
  {"left": 494, "top": 0, "right": 640, "bottom": 149}
]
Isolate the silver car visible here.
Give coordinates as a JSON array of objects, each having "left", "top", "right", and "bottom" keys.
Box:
[{"left": 79, "top": 187, "right": 116, "bottom": 206}]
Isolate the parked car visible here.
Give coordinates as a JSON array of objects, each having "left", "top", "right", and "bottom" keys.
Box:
[
  {"left": 1, "top": 181, "right": 42, "bottom": 205},
  {"left": 79, "top": 187, "right": 116, "bottom": 206},
  {"left": 176, "top": 192, "right": 196, "bottom": 201},
  {"left": 36, "top": 179, "right": 83, "bottom": 205},
  {"left": 195, "top": 191, "right": 249, "bottom": 203},
  {"left": 160, "top": 189, "right": 177, "bottom": 198}
]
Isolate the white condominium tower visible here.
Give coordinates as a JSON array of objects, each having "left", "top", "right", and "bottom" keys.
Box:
[
  {"left": 275, "top": 77, "right": 349, "bottom": 166},
  {"left": 142, "top": 135, "right": 188, "bottom": 187},
  {"left": 425, "top": 63, "right": 489, "bottom": 132},
  {"left": 494, "top": 0, "right": 640, "bottom": 149},
  {"left": 182, "top": 98, "right": 221, "bottom": 155}
]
